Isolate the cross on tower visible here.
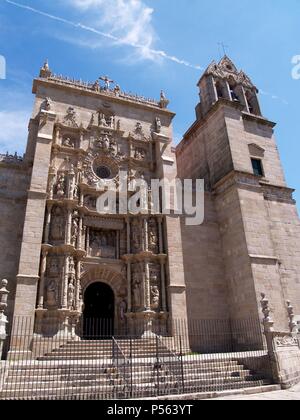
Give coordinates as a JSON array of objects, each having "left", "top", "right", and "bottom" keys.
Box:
[{"left": 218, "top": 42, "right": 229, "bottom": 57}]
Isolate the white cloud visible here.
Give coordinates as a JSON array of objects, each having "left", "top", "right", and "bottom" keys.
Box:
[
  {"left": 67, "top": 0, "right": 156, "bottom": 60},
  {"left": 5, "top": 0, "right": 203, "bottom": 69}
]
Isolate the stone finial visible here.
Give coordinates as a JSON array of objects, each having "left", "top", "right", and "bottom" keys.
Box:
[
  {"left": 0, "top": 279, "right": 9, "bottom": 314},
  {"left": 286, "top": 300, "right": 298, "bottom": 333},
  {"left": 159, "top": 90, "right": 170, "bottom": 109},
  {"left": 39, "top": 59, "right": 52, "bottom": 78},
  {"left": 260, "top": 293, "right": 274, "bottom": 332}
]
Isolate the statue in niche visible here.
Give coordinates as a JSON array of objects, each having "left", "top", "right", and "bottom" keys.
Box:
[
  {"left": 68, "top": 256, "right": 75, "bottom": 273},
  {"left": 151, "top": 286, "right": 160, "bottom": 310},
  {"left": 56, "top": 174, "right": 66, "bottom": 198},
  {"left": 49, "top": 258, "right": 59, "bottom": 276},
  {"left": 98, "top": 113, "right": 108, "bottom": 127},
  {"left": 148, "top": 219, "right": 158, "bottom": 252},
  {"left": 71, "top": 217, "right": 79, "bottom": 247},
  {"left": 51, "top": 207, "right": 65, "bottom": 241},
  {"left": 132, "top": 271, "right": 142, "bottom": 308},
  {"left": 73, "top": 183, "right": 79, "bottom": 200},
  {"left": 46, "top": 279, "right": 57, "bottom": 307},
  {"left": 134, "top": 148, "right": 146, "bottom": 161},
  {"left": 67, "top": 276, "right": 75, "bottom": 310},
  {"left": 131, "top": 220, "right": 141, "bottom": 253},
  {"left": 63, "top": 137, "right": 74, "bottom": 148},
  {"left": 119, "top": 300, "right": 127, "bottom": 321}
]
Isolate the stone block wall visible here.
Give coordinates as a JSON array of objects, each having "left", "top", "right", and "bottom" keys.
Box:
[{"left": 0, "top": 162, "right": 30, "bottom": 318}]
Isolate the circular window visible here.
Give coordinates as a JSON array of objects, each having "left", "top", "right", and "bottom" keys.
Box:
[{"left": 95, "top": 165, "right": 111, "bottom": 179}]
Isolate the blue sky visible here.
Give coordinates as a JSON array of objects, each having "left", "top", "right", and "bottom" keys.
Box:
[{"left": 0, "top": 0, "right": 299, "bottom": 205}]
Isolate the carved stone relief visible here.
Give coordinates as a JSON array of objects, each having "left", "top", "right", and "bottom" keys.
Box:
[
  {"left": 131, "top": 219, "right": 142, "bottom": 254},
  {"left": 89, "top": 229, "right": 116, "bottom": 259},
  {"left": 63, "top": 107, "right": 79, "bottom": 128},
  {"left": 148, "top": 218, "right": 158, "bottom": 253},
  {"left": 50, "top": 206, "right": 65, "bottom": 241},
  {"left": 132, "top": 264, "right": 143, "bottom": 309}
]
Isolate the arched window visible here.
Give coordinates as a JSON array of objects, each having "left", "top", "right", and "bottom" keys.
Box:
[
  {"left": 245, "top": 91, "right": 259, "bottom": 115},
  {"left": 228, "top": 81, "right": 240, "bottom": 102},
  {"left": 215, "top": 81, "right": 224, "bottom": 99}
]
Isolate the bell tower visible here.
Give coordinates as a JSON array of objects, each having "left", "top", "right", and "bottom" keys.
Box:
[
  {"left": 177, "top": 56, "right": 300, "bottom": 330},
  {"left": 195, "top": 56, "right": 262, "bottom": 120}
]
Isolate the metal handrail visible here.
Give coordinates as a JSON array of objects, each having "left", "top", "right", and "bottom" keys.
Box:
[
  {"left": 157, "top": 336, "right": 184, "bottom": 394},
  {"left": 112, "top": 337, "right": 132, "bottom": 397}
]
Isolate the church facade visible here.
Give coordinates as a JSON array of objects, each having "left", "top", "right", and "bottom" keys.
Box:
[{"left": 0, "top": 57, "right": 300, "bottom": 354}]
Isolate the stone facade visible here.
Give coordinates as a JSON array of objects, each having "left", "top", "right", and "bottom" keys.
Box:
[{"left": 0, "top": 57, "right": 299, "bottom": 356}]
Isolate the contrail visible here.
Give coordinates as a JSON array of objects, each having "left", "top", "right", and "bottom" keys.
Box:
[{"left": 4, "top": 0, "right": 203, "bottom": 70}]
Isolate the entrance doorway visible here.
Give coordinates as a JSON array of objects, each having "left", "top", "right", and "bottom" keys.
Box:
[{"left": 83, "top": 282, "right": 115, "bottom": 338}]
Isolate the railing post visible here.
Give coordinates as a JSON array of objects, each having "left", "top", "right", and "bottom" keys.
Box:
[
  {"left": 0, "top": 279, "right": 9, "bottom": 358},
  {"left": 130, "top": 338, "right": 133, "bottom": 398},
  {"left": 179, "top": 335, "right": 185, "bottom": 394},
  {"left": 156, "top": 334, "right": 160, "bottom": 396},
  {"left": 260, "top": 293, "right": 280, "bottom": 383}
]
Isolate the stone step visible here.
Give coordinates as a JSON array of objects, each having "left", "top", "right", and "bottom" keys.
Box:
[
  {"left": 5, "top": 369, "right": 261, "bottom": 387},
  {"left": 0, "top": 379, "right": 272, "bottom": 400},
  {"left": 48, "top": 348, "right": 171, "bottom": 355},
  {"left": 6, "top": 366, "right": 246, "bottom": 382},
  {"left": 0, "top": 384, "right": 128, "bottom": 399}
]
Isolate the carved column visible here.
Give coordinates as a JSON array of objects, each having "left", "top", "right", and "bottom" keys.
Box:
[
  {"left": 79, "top": 191, "right": 84, "bottom": 207},
  {"left": 75, "top": 259, "right": 81, "bottom": 311},
  {"left": 127, "top": 262, "right": 132, "bottom": 313},
  {"left": 78, "top": 216, "right": 83, "bottom": 250},
  {"left": 37, "top": 249, "right": 48, "bottom": 309},
  {"left": 126, "top": 217, "right": 131, "bottom": 254},
  {"left": 79, "top": 130, "right": 84, "bottom": 149},
  {"left": 160, "top": 262, "right": 167, "bottom": 312},
  {"left": 86, "top": 227, "right": 90, "bottom": 253},
  {"left": 144, "top": 260, "right": 151, "bottom": 311},
  {"left": 66, "top": 208, "right": 72, "bottom": 245},
  {"left": 62, "top": 255, "right": 70, "bottom": 309},
  {"left": 43, "top": 203, "right": 53, "bottom": 244},
  {"left": 54, "top": 126, "right": 60, "bottom": 145},
  {"left": 143, "top": 217, "right": 149, "bottom": 252},
  {"left": 157, "top": 216, "right": 164, "bottom": 254},
  {"left": 116, "top": 231, "right": 120, "bottom": 259},
  {"left": 68, "top": 168, "right": 75, "bottom": 200}
]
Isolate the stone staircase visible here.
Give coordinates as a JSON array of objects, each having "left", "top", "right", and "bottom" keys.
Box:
[{"left": 0, "top": 339, "right": 274, "bottom": 400}]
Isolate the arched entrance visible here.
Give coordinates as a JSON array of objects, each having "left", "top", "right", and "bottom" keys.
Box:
[{"left": 83, "top": 282, "right": 115, "bottom": 338}]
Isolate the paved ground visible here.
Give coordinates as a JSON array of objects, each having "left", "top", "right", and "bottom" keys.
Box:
[{"left": 210, "top": 384, "right": 300, "bottom": 400}]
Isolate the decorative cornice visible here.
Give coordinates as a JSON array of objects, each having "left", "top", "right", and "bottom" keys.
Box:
[{"left": 33, "top": 76, "right": 175, "bottom": 116}]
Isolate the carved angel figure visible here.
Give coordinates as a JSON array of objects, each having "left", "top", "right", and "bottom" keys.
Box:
[
  {"left": 56, "top": 174, "right": 66, "bottom": 198},
  {"left": 151, "top": 286, "right": 160, "bottom": 309},
  {"left": 47, "top": 280, "right": 57, "bottom": 306},
  {"left": 67, "top": 277, "right": 75, "bottom": 310}
]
